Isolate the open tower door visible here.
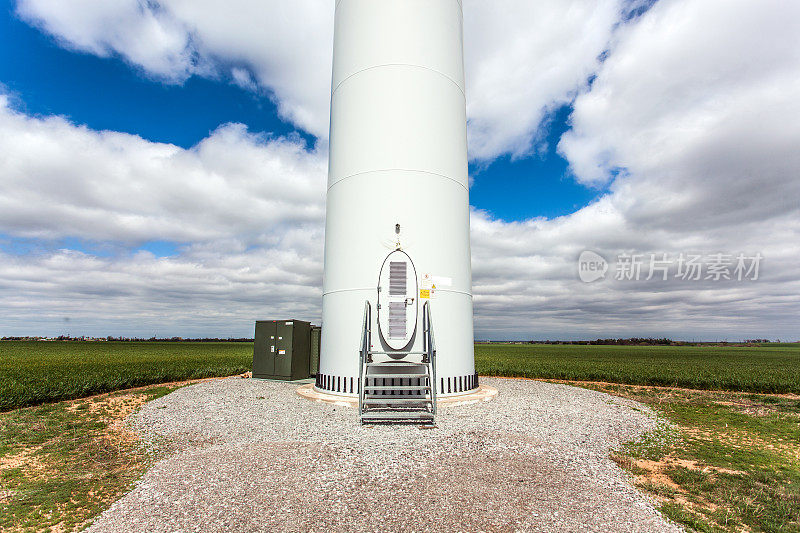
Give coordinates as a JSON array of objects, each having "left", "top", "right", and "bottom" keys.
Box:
[{"left": 377, "top": 250, "right": 418, "bottom": 353}]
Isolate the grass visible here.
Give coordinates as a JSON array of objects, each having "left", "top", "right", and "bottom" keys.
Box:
[
  {"left": 5, "top": 341, "right": 798, "bottom": 412},
  {"left": 581, "top": 382, "right": 800, "bottom": 532},
  {"left": 0, "top": 383, "right": 183, "bottom": 532},
  {"left": 0, "top": 341, "right": 252, "bottom": 411},
  {"left": 2, "top": 340, "right": 799, "bottom": 531},
  {"left": 475, "top": 343, "right": 800, "bottom": 394}
]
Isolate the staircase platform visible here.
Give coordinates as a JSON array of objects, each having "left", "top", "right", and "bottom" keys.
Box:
[
  {"left": 361, "top": 359, "right": 434, "bottom": 424},
  {"left": 296, "top": 383, "right": 498, "bottom": 408},
  {"left": 361, "top": 409, "right": 435, "bottom": 424}
]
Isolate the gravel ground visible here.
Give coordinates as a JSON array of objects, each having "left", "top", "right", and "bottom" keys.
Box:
[{"left": 88, "top": 377, "right": 681, "bottom": 532}]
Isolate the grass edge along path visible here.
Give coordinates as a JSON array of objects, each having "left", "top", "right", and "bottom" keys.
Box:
[
  {"left": 0, "top": 380, "right": 195, "bottom": 532},
  {"left": 556, "top": 380, "right": 800, "bottom": 533}
]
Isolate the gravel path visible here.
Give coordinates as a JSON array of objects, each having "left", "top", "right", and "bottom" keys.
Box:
[{"left": 89, "top": 377, "right": 680, "bottom": 532}]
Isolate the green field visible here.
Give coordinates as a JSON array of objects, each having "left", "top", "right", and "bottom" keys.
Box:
[
  {"left": 3, "top": 341, "right": 800, "bottom": 412},
  {"left": 0, "top": 341, "right": 252, "bottom": 411},
  {"left": 475, "top": 343, "right": 800, "bottom": 394},
  {"left": 2, "top": 340, "right": 799, "bottom": 532}
]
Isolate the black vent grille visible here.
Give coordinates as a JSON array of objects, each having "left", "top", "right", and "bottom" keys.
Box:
[
  {"left": 388, "top": 302, "right": 406, "bottom": 339},
  {"left": 389, "top": 261, "right": 407, "bottom": 296}
]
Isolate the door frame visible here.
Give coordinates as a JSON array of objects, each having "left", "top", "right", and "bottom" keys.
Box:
[{"left": 376, "top": 249, "right": 419, "bottom": 353}]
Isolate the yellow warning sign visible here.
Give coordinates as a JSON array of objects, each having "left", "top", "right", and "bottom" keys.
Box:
[{"left": 420, "top": 289, "right": 431, "bottom": 299}]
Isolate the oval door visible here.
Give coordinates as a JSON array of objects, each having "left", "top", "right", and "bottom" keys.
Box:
[{"left": 377, "top": 250, "right": 419, "bottom": 352}]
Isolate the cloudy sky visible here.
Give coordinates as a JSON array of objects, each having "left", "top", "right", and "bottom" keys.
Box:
[{"left": 0, "top": 0, "right": 798, "bottom": 341}]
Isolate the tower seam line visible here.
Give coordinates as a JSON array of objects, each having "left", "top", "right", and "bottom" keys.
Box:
[
  {"left": 327, "top": 168, "right": 469, "bottom": 193},
  {"left": 332, "top": 63, "right": 466, "bottom": 99}
]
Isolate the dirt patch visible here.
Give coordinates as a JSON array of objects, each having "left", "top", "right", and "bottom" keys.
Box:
[
  {"left": 612, "top": 454, "right": 739, "bottom": 527},
  {"left": 0, "top": 447, "right": 47, "bottom": 473},
  {"left": 535, "top": 378, "right": 800, "bottom": 400},
  {"left": 633, "top": 456, "right": 746, "bottom": 478},
  {"left": 0, "top": 378, "right": 216, "bottom": 533}
]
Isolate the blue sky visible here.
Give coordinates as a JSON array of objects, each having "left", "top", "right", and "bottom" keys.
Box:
[
  {"left": 469, "top": 105, "right": 603, "bottom": 220},
  {"left": 0, "top": 7, "right": 305, "bottom": 149},
  {"left": 0, "top": 4, "right": 597, "bottom": 237},
  {"left": 1, "top": 0, "right": 797, "bottom": 340}
]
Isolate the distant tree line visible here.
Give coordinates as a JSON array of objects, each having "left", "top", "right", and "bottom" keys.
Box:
[
  {"left": 104, "top": 336, "right": 254, "bottom": 342},
  {"left": 529, "top": 338, "right": 675, "bottom": 346},
  {"left": 475, "top": 338, "right": 790, "bottom": 346},
  {"left": 5, "top": 336, "right": 791, "bottom": 344}
]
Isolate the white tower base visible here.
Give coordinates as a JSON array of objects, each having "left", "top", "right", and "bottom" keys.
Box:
[{"left": 318, "top": 0, "right": 476, "bottom": 397}]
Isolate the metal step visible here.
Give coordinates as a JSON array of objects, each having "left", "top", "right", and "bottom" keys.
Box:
[
  {"left": 358, "top": 300, "right": 437, "bottom": 425},
  {"left": 363, "top": 373, "right": 428, "bottom": 379},
  {"left": 369, "top": 351, "right": 426, "bottom": 356},
  {"left": 363, "top": 385, "right": 431, "bottom": 391},
  {"left": 366, "top": 361, "right": 427, "bottom": 367},
  {"left": 362, "top": 419, "right": 434, "bottom": 425},
  {"left": 363, "top": 409, "right": 434, "bottom": 416},
  {"left": 362, "top": 406, "right": 434, "bottom": 412},
  {"left": 362, "top": 413, "right": 435, "bottom": 423},
  {"left": 363, "top": 397, "right": 431, "bottom": 405}
]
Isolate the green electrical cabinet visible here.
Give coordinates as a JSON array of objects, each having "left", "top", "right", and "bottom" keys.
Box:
[{"left": 252, "top": 320, "right": 311, "bottom": 381}]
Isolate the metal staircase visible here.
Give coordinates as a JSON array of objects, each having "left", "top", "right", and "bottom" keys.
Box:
[{"left": 358, "top": 301, "right": 437, "bottom": 425}]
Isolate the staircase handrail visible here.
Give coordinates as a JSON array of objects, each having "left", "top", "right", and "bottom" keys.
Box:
[
  {"left": 423, "top": 301, "right": 437, "bottom": 415},
  {"left": 358, "top": 300, "right": 371, "bottom": 418}
]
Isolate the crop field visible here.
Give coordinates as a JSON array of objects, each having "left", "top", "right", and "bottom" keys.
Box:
[
  {"left": 3, "top": 341, "right": 799, "bottom": 411},
  {"left": 475, "top": 343, "right": 800, "bottom": 394},
  {"left": 0, "top": 341, "right": 252, "bottom": 411}
]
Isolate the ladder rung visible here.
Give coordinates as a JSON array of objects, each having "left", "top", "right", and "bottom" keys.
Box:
[
  {"left": 369, "top": 351, "right": 426, "bottom": 355},
  {"left": 364, "top": 399, "right": 431, "bottom": 404},
  {"left": 364, "top": 396, "right": 431, "bottom": 405},
  {"left": 362, "top": 415, "right": 434, "bottom": 423},
  {"left": 366, "top": 362, "right": 426, "bottom": 367},
  {"left": 364, "top": 385, "right": 431, "bottom": 390},
  {"left": 363, "top": 410, "right": 434, "bottom": 416},
  {"left": 364, "top": 392, "right": 431, "bottom": 396},
  {"left": 364, "top": 410, "right": 433, "bottom": 414},
  {"left": 364, "top": 397, "right": 431, "bottom": 404},
  {"left": 364, "top": 373, "right": 428, "bottom": 379}
]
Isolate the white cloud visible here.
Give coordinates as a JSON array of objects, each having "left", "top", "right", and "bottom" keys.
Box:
[
  {"left": 469, "top": 202, "right": 800, "bottom": 340},
  {"left": 470, "top": 0, "right": 800, "bottom": 339},
  {"left": 0, "top": 99, "right": 327, "bottom": 243},
  {"left": 0, "top": 244, "right": 324, "bottom": 337},
  {"left": 151, "top": 0, "right": 335, "bottom": 138},
  {"left": 15, "top": 0, "right": 203, "bottom": 81},
  {"left": 0, "top": 97, "right": 328, "bottom": 335},
  {"left": 463, "top": 0, "right": 624, "bottom": 160},
  {"left": 559, "top": 0, "right": 800, "bottom": 208},
  {"left": 16, "top": 0, "right": 335, "bottom": 138},
  {"left": 230, "top": 67, "right": 257, "bottom": 92},
  {"left": 3, "top": 0, "right": 800, "bottom": 339},
  {"left": 16, "top": 0, "right": 629, "bottom": 160}
]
